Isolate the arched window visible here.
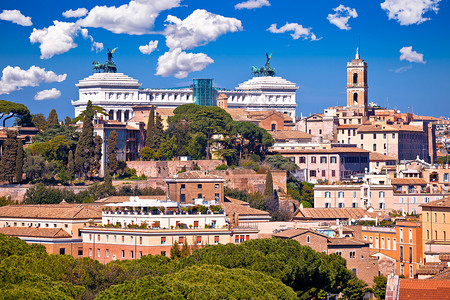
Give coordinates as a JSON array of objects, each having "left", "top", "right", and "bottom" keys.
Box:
[
  {"left": 353, "top": 93, "right": 358, "bottom": 105},
  {"left": 353, "top": 73, "right": 358, "bottom": 84}
]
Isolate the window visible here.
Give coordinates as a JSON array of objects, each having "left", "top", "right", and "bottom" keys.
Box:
[
  {"left": 97, "top": 249, "right": 100, "bottom": 258},
  {"left": 161, "top": 237, "right": 166, "bottom": 245},
  {"left": 338, "top": 203, "right": 345, "bottom": 208},
  {"left": 121, "top": 250, "right": 125, "bottom": 258},
  {"left": 379, "top": 202, "right": 385, "bottom": 209},
  {"left": 383, "top": 133, "right": 387, "bottom": 139},
  {"left": 373, "top": 133, "right": 377, "bottom": 139},
  {"left": 198, "top": 184, "right": 202, "bottom": 190},
  {"left": 306, "top": 235, "right": 311, "bottom": 243},
  {"left": 311, "top": 156, "right": 316, "bottom": 163},
  {"left": 409, "top": 246, "right": 413, "bottom": 263},
  {"left": 139, "top": 237, "right": 143, "bottom": 245},
  {"left": 393, "top": 238, "right": 397, "bottom": 250},
  {"left": 97, "top": 234, "right": 100, "bottom": 241},
  {"left": 409, "top": 265, "right": 413, "bottom": 278},
  {"left": 130, "top": 251, "right": 134, "bottom": 259},
  {"left": 122, "top": 236, "right": 125, "bottom": 243},
  {"left": 350, "top": 251, "right": 356, "bottom": 258},
  {"left": 320, "top": 156, "right": 327, "bottom": 164},
  {"left": 400, "top": 264, "right": 404, "bottom": 275},
  {"left": 353, "top": 93, "right": 358, "bottom": 104},
  {"left": 352, "top": 202, "right": 358, "bottom": 208},
  {"left": 325, "top": 192, "right": 331, "bottom": 198},
  {"left": 400, "top": 228, "right": 403, "bottom": 243},
  {"left": 139, "top": 251, "right": 143, "bottom": 258},
  {"left": 181, "top": 184, "right": 185, "bottom": 189},
  {"left": 330, "top": 156, "right": 337, "bottom": 163},
  {"left": 336, "top": 251, "right": 342, "bottom": 256},
  {"left": 387, "top": 238, "right": 391, "bottom": 250},
  {"left": 332, "top": 170, "right": 336, "bottom": 177},
  {"left": 180, "top": 194, "right": 186, "bottom": 203},
  {"left": 435, "top": 213, "right": 438, "bottom": 222},
  {"left": 381, "top": 237, "right": 385, "bottom": 249},
  {"left": 78, "top": 248, "right": 83, "bottom": 256},
  {"left": 161, "top": 251, "right": 166, "bottom": 256},
  {"left": 321, "top": 170, "right": 325, "bottom": 177},
  {"left": 353, "top": 73, "right": 358, "bottom": 84},
  {"left": 106, "top": 235, "right": 109, "bottom": 242},
  {"left": 310, "top": 170, "right": 316, "bottom": 177},
  {"left": 300, "top": 156, "right": 306, "bottom": 163},
  {"left": 379, "top": 191, "right": 385, "bottom": 198},
  {"left": 89, "top": 248, "right": 92, "bottom": 257},
  {"left": 373, "top": 144, "right": 377, "bottom": 151},
  {"left": 60, "top": 248, "right": 66, "bottom": 255},
  {"left": 400, "top": 246, "right": 404, "bottom": 262},
  {"left": 338, "top": 191, "right": 344, "bottom": 198},
  {"left": 89, "top": 234, "right": 92, "bottom": 241},
  {"left": 427, "top": 230, "right": 430, "bottom": 239},
  {"left": 215, "top": 184, "right": 219, "bottom": 189},
  {"left": 384, "top": 143, "right": 387, "bottom": 150},
  {"left": 194, "top": 221, "right": 199, "bottom": 228},
  {"left": 179, "top": 237, "right": 184, "bottom": 245},
  {"left": 325, "top": 203, "right": 331, "bottom": 208},
  {"left": 214, "top": 236, "right": 220, "bottom": 244},
  {"left": 197, "top": 236, "right": 202, "bottom": 245},
  {"left": 215, "top": 193, "right": 220, "bottom": 201},
  {"left": 106, "top": 249, "right": 109, "bottom": 258},
  {"left": 400, "top": 197, "right": 404, "bottom": 204},
  {"left": 319, "top": 129, "right": 322, "bottom": 135},
  {"left": 392, "top": 133, "right": 395, "bottom": 139}
]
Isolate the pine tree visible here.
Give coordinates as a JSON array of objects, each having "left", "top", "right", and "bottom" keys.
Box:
[
  {"left": 48, "top": 109, "right": 58, "bottom": 125},
  {"left": 107, "top": 130, "right": 119, "bottom": 175},
  {"left": 64, "top": 116, "right": 72, "bottom": 125},
  {"left": 170, "top": 240, "right": 181, "bottom": 259},
  {"left": 154, "top": 114, "right": 164, "bottom": 149},
  {"left": 74, "top": 101, "right": 95, "bottom": 180},
  {"left": 0, "top": 131, "right": 18, "bottom": 183},
  {"left": 15, "top": 139, "right": 23, "bottom": 183},
  {"left": 145, "top": 106, "right": 155, "bottom": 148},
  {"left": 67, "top": 150, "right": 75, "bottom": 180}
]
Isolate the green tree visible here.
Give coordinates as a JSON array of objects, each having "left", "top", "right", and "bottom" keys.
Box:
[
  {"left": 64, "top": 116, "right": 72, "bottom": 125},
  {"left": 154, "top": 114, "right": 164, "bottom": 149},
  {"left": 23, "top": 154, "right": 57, "bottom": 181},
  {"left": 373, "top": 275, "right": 387, "bottom": 299},
  {"left": 140, "top": 146, "right": 153, "bottom": 161},
  {"left": 145, "top": 106, "right": 155, "bottom": 148},
  {"left": 0, "top": 130, "right": 18, "bottom": 183},
  {"left": 15, "top": 139, "right": 24, "bottom": 183},
  {"left": 159, "top": 136, "right": 177, "bottom": 160},
  {"left": 0, "top": 100, "right": 31, "bottom": 127},
  {"left": 67, "top": 150, "right": 74, "bottom": 180},
  {"left": 31, "top": 113, "right": 49, "bottom": 131},
  {"left": 264, "top": 155, "right": 299, "bottom": 172},
  {"left": 170, "top": 241, "right": 181, "bottom": 259},
  {"left": 107, "top": 130, "right": 119, "bottom": 175},
  {"left": 47, "top": 109, "right": 58, "bottom": 125},
  {"left": 187, "top": 132, "right": 207, "bottom": 159},
  {"left": 91, "top": 135, "right": 103, "bottom": 177},
  {"left": 180, "top": 239, "right": 191, "bottom": 258},
  {"left": 342, "top": 277, "right": 368, "bottom": 300},
  {"left": 28, "top": 135, "right": 73, "bottom": 164},
  {"left": 74, "top": 100, "right": 96, "bottom": 179},
  {"left": 229, "top": 121, "right": 274, "bottom": 159},
  {"left": 264, "top": 169, "right": 274, "bottom": 198}
]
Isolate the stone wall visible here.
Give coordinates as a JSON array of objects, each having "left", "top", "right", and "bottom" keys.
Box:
[
  {"left": 210, "top": 169, "right": 287, "bottom": 193},
  {"left": 0, "top": 185, "right": 91, "bottom": 203},
  {"left": 127, "top": 160, "right": 225, "bottom": 178}
]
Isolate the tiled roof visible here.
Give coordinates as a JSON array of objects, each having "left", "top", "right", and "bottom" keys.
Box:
[
  {"left": 357, "top": 123, "right": 423, "bottom": 133},
  {"left": 273, "top": 228, "right": 328, "bottom": 239},
  {"left": 216, "top": 93, "right": 228, "bottom": 100},
  {"left": 0, "top": 204, "right": 102, "bottom": 220},
  {"left": 369, "top": 152, "right": 397, "bottom": 161},
  {"left": 398, "top": 279, "right": 450, "bottom": 300},
  {"left": 420, "top": 196, "right": 450, "bottom": 208},
  {"left": 0, "top": 227, "right": 71, "bottom": 238},
  {"left": 337, "top": 124, "right": 361, "bottom": 129},
  {"left": 270, "top": 130, "right": 313, "bottom": 140},
  {"left": 224, "top": 196, "right": 250, "bottom": 206},
  {"left": 429, "top": 269, "right": 450, "bottom": 280},
  {"left": 328, "top": 238, "right": 369, "bottom": 246},
  {"left": 416, "top": 262, "right": 447, "bottom": 275},
  {"left": 277, "top": 147, "right": 369, "bottom": 154},
  {"left": 294, "top": 208, "right": 375, "bottom": 220},
  {"left": 171, "top": 171, "right": 224, "bottom": 180},
  {"left": 221, "top": 202, "right": 270, "bottom": 216},
  {"left": 390, "top": 178, "right": 427, "bottom": 185}
]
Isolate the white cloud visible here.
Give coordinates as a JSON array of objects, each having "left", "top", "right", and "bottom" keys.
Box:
[
  {"left": 139, "top": 40, "right": 158, "bottom": 54},
  {"left": 327, "top": 5, "right": 358, "bottom": 30},
  {"left": 380, "top": 0, "right": 441, "bottom": 25},
  {"left": 77, "top": 0, "right": 181, "bottom": 35},
  {"left": 164, "top": 9, "right": 243, "bottom": 50},
  {"left": 390, "top": 65, "right": 413, "bottom": 73},
  {"left": 400, "top": 46, "right": 426, "bottom": 63},
  {"left": 267, "top": 23, "right": 320, "bottom": 41},
  {"left": 235, "top": 0, "right": 270, "bottom": 10},
  {"left": 0, "top": 9, "right": 32, "bottom": 26},
  {"left": 155, "top": 48, "right": 213, "bottom": 79},
  {"left": 92, "top": 42, "right": 104, "bottom": 52},
  {"left": 34, "top": 88, "right": 61, "bottom": 100},
  {"left": 0, "top": 66, "right": 66, "bottom": 95},
  {"left": 62, "top": 8, "right": 88, "bottom": 18}
]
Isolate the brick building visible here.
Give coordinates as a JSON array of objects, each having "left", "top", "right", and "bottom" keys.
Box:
[
  {"left": 165, "top": 171, "right": 225, "bottom": 204},
  {"left": 273, "top": 228, "right": 329, "bottom": 253}
]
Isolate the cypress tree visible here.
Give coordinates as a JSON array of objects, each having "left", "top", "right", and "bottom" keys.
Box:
[
  {"left": 67, "top": 150, "right": 74, "bottom": 180},
  {"left": 64, "top": 116, "right": 72, "bottom": 125},
  {"left": 145, "top": 106, "right": 155, "bottom": 148},
  {"left": 264, "top": 169, "right": 274, "bottom": 198},
  {"left": 74, "top": 101, "right": 95, "bottom": 180},
  {"left": 154, "top": 114, "right": 164, "bottom": 149},
  {"left": 0, "top": 131, "right": 18, "bottom": 183},
  {"left": 180, "top": 239, "right": 191, "bottom": 258},
  {"left": 170, "top": 240, "right": 181, "bottom": 259},
  {"left": 90, "top": 135, "right": 103, "bottom": 178},
  {"left": 48, "top": 109, "right": 58, "bottom": 125},
  {"left": 15, "top": 139, "right": 23, "bottom": 183},
  {"left": 107, "top": 130, "right": 119, "bottom": 175}
]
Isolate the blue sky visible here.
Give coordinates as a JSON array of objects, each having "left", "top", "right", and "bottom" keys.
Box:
[{"left": 0, "top": 0, "right": 449, "bottom": 121}]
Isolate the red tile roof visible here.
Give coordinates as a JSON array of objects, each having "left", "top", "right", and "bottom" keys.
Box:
[
  {"left": 420, "top": 196, "right": 450, "bottom": 208},
  {"left": 390, "top": 178, "right": 427, "bottom": 185},
  {"left": 369, "top": 152, "right": 397, "bottom": 161},
  {"left": 398, "top": 279, "right": 450, "bottom": 300},
  {"left": 0, "top": 204, "right": 102, "bottom": 220},
  {"left": 270, "top": 130, "right": 313, "bottom": 140},
  {"left": 0, "top": 227, "right": 71, "bottom": 238},
  {"left": 294, "top": 208, "right": 378, "bottom": 220},
  {"left": 221, "top": 202, "right": 270, "bottom": 217},
  {"left": 171, "top": 170, "right": 224, "bottom": 180},
  {"left": 273, "top": 228, "right": 328, "bottom": 239}
]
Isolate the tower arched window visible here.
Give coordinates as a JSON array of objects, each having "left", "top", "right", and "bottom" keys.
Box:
[
  {"left": 353, "top": 73, "right": 358, "bottom": 84},
  {"left": 353, "top": 93, "right": 358, "bottom": 105}
]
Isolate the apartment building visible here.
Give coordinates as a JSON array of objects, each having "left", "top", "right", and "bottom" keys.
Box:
[{"left": 277, "top": 147, "right": 369, "bottom": 183}]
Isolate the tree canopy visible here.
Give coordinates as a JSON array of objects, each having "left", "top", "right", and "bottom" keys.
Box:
[{"left": 0, "top": 100, "right": 31, "bottom": 127}]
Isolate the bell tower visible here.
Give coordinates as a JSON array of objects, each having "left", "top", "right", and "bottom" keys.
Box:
[{"left": 346, "top": 48, "right": 368, "bottom": 110}]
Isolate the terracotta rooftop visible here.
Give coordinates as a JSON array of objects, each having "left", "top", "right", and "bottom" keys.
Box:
[
  {"left": 0, "top": 227, "right": 72, "bottom": 238},
  {"left": 391, "top": 178, "right": 427, "bottom": 185},
  {"left": 357, "top": 123, "right": 423, "bottom": 133},
  {"left": 294, "top": 208, "right": 377, "bottom": 220},
  {"left": 338, "top": 124, "right": 361, "bottom": 129},
  {"left": 369, "top": 152, "right": 397, "bottom": 161},
  {"left": 270, "top": 130, "right": 313, "bottom": 140},
  {"left": 216, "top": 93, "right": 228, "bottom": 100},
  {"left": 398, "top": 279, "right": 450, "bottom": 300},
  {"left": 0, "top": 204, "right": 102, "bottom": 220},
  {"left": 328, "top": 238, "right": 369, "bottom": 246},
  {"left": 224, "top": 196, "right": 250, "bottom": 206},
  {"left": 420, "top": 196, "right": 450, "bottom": 208},
  {"left": 221, "top": 202, "right": 270, "bottom": 217},
  {"left": 273, "top": 228, "right": 328, "bottom": 239},
  {"left": 170, "top": 171, "right": 225, "bottom": 180}
]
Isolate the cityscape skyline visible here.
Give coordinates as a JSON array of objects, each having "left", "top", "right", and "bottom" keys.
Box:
[{"left": 0, "top": 0, "right": 449, "bottom": 121}]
